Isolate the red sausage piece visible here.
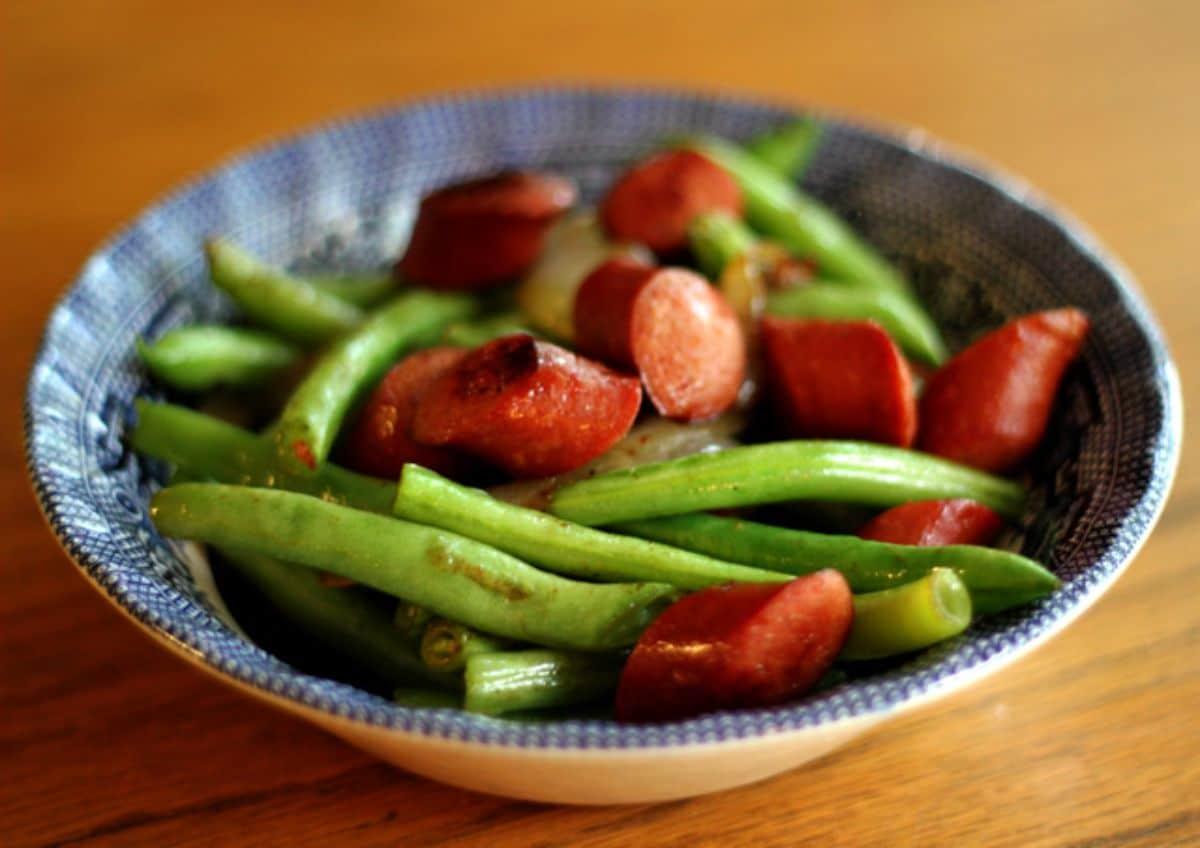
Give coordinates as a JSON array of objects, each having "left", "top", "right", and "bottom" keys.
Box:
[
  {"left": 574, "top": 258, "right": 746, "bottom": 421},
  {"left": 341, "top": 346, "right": 474, "bottom": 480},
  {"left": 918, "top": 308, "right": 1090, "bottom": 473},
  {"left": 411, "top": 334, "right": 642, "bottom": 478},
  {"left": 615, "top": 570, "right": 853, "bottom": 723},
  {"left": 600, "top": 150, "right": 743, "bottom": 254},
  {"left": 857, "top": 499, "right": 1004, "bottom": 547},
  {"left": 760, "top": 317, "right": 918, "bottom": 447},
  {"left": 398, "top": 171, "right": 577, "bottom": 291}
]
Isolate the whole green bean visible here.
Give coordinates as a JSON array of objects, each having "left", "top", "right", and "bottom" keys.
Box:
[
  {"left": 205, "top": 237, "right": 364, "bottom": 347},
  {"left": 688, "top": 211, "right": 758, "bottom": 279},
  {"left": 684, "top": 135, "right": 911, "bottom": 297},
  {"left": 215, "top": 546, "right": 458, "bottom": 689},
  {"left": 420, "top": 618, "right": 509, "bottom": 672},
  {"left": 615, "top": 513, "right": 1057, "bottom": 614},
  {"left": 464, "top": 649, "right": 622, "bottom": 716},
  {"left": 550, "top": 441, "right": 1027, "bottom": 526},
  {"left": 394, "top": 464, "right": 789, "bottom": 590},
  {"left": 843, "top": 569, "right": 972, "bottom": 660},
  {"left": 272, "top": 290, "right": 475, "bottom": 472},
  {"left": 766, "top": 283, "right": 948, "bottom": 365},
  {"left": 305, "top": 271, "right": 396, "bottom": 308},
  {"left": 151, "top": 483, "right": 677, "bottom": 651},
  {"left": 440, "top": 311, "right": 533, "bottom": 348},
  {"left": 137, "top": 326, "right": 301, "bottom": 392},
  {"left": 747, "top": 118, "right": 824, "bottom": 179},
  {"left": 130, "top": 400, "right": 396, "bottom": 513}
]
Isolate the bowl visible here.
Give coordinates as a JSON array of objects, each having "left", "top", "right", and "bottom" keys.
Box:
[{"left": 24, "top": 87, "right": 1181, "bottom": 804}]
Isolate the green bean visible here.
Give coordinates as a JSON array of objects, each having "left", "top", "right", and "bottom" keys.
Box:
[
  {"left": 305, "top": 271, "right": 396, "bottom": 309},
  {"left": 136, "top": 326, "right": 301, "bottom": 392},
  {"left": 393, "top": 688, "right": 463, "bottom": 709},
  {"left": 205, "top": 238, "right": 364, "bottom": 346},
  {"left": 843, "top": 569, "right": 972, "bottom": 660},
  {"left": 550, "top": 441, "right": 1027, "bottom": 526},
  {"left": 747, "top": 118, "right": 824, "bottom": 179},
  {"left": 272, "top": 290, "right": 475, "bottom": 472},
  {"left": 393, "top": 601, "right": 434, "bottom": 644},
  {"left": 130, "top": 400, "right": 396, "bottom": 513},
  {"left": 615, "top": 513, "right": 1057, "bottom": 614},
  {"left": 688, "top": 212, "right": 758, "bottom": 279},
  {"left": 215, "top": 546, "right": 458, "bottom": 689},
  {"left": 684, "top": 135, "right": 911, "bottom": 297},
  {"left": 440, "top": 311, "right": 533, "bottom": 348},
  {"left": 767, "top": 283, "right": 948, "bottom": 365},
  {"left": 151, "top": 483, "right": 677, "bottom": 651},
  {"left": 394, "top": 464, "right": 788, "bottom": 590},
  {"left": 463, "top": 649, "right": 622, "bottom": 716},
  {"left": 420, "top": 618, "right": 509, "bottom": 672}
]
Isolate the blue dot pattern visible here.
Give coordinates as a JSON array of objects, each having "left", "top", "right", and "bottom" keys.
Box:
[{"left": 23, "top": 88, "right": 1180, "bottom": 749}]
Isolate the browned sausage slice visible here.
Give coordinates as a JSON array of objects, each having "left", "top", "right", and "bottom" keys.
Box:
[{"left": 411, "top": 334, "right": 643, "bottom": 478}]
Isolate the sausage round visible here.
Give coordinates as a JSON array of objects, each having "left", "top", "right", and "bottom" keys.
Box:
[
  {"left": 857, "top": 499, "right": 1004, "bottom": 547},
  {"left": 341, "top": 346, "right": 473, "bottom": 480},
  {"left": 574, "top": 259, "right": 746, "bottom": 421},
  {"left": 760, "top": 317, "right": 918, "bottom": 447},
  {"left": 411, "top": 334, "right": 643, "bottom": 478},
  {"left": 918, "top": 308, "right": 1090, "bottom": 472},
  {"left": 600, "top": 149, "right": 743, "bottom": 254},
  {"left": 615, "top": 570, "right": 853, "bottom": 723},
  {"left": 397, "top": 171, "right": 577, "bottom": 291}
]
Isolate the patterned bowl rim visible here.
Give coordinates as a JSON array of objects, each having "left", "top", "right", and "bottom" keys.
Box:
[{"left": 23, "top": 85, "right": 1183, "bottom": 751}]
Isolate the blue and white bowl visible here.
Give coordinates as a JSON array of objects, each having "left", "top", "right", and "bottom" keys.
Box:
[{"left": 24, "top": 88, "right": 1181, "bottom": 804}]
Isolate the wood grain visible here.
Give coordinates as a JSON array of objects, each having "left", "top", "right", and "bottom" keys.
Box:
[{"left": 3, "top": 1, "right": 1197, "bottom": 845}]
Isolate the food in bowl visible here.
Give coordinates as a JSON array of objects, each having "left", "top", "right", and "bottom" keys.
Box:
[{"left": 134, "top": 119, "right": 1087, "bottom": 725}]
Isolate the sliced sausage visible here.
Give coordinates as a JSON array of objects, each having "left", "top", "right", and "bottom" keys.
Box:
[
  {"left": 574, "top": 259, "right": 746, "bottom": 421},
  {"left": 615, "top": 570, "right": 853, "bottom": 723},
  {"left": 760, "top": 317, "right": 917, "bottom": 447},
  {"left": 341, "top": 346, "right": 474, "bottom": 480},
  {"left": 600, "top": 149, "right": 743, "bottom": 254},
  {"left": 397, "top": 171, "right": 578, "bottom": 291},
  {"left": 857, "top": 499, "right": 1004, "bottom": 547},
  {"left": 918, "top": 308, "right": 1090, "bottom": 472},
  {"left": 411, "top": 334, "right": 642, "bottom": 478}
]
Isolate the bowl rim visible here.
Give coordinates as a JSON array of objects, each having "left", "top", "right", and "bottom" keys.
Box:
[{"left": 23, "top": 84, "right": 1183, "bottom": 751}]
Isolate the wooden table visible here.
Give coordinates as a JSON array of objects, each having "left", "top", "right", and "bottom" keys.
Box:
[{"left": 4, "top": 2, "right": 1197, "bottom": 845}]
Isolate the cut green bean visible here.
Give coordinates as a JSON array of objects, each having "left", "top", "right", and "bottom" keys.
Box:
[
  {"left": 843, "top": 569, "right": 972, "bottom": 660},
  {"left": 137, "top": 326, "right": 302, "bottom": 392},
  {"left": 393, "top": 688, "right": 463, "bottom": 709},
  {"left": 215, "top": 546, "right": 458, "bottom": 689},
  {"left": 615, "top": 513, "right": 1057, "bottom": 614},
  {"left": 684, "top": 135, "right": 911, "bottom": 297},
  {"left": 272, "top": 290, "right": 475, "bottom": 472},
  {"left": 420, "top": 618, "right": 509, "bottom": 672},
  {"left": 767, "top": 283, "right": 948, "bottom": 365},
  {"left": 205, "top": 237, "right": 364, "bottom": 347},
  {"left": 688, "top": 211, "right": 758, "bottom": 279},
  {"left": 464, "top": 649, "right": 622, "bottom": 716},
  {"left": 394, "top": 464, "right": 788, "bottom": 590},
  {"left": 305, "top": 271, "right": 396, "bottom": 309},
  {"left": 151, "top": 483, "right": 677, "bottom": 651},
  {"left": 550, "top": 441, "right": 1027, "bottom": 526},
  {"left": 130, "top": 400, "right": 396, "bottom": 514},
  {"left": 747, "top": 118, "right": 824, "bottom": 179},
  {"left": 440, "top": 311, "right": 533, "bottom": 348}
]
